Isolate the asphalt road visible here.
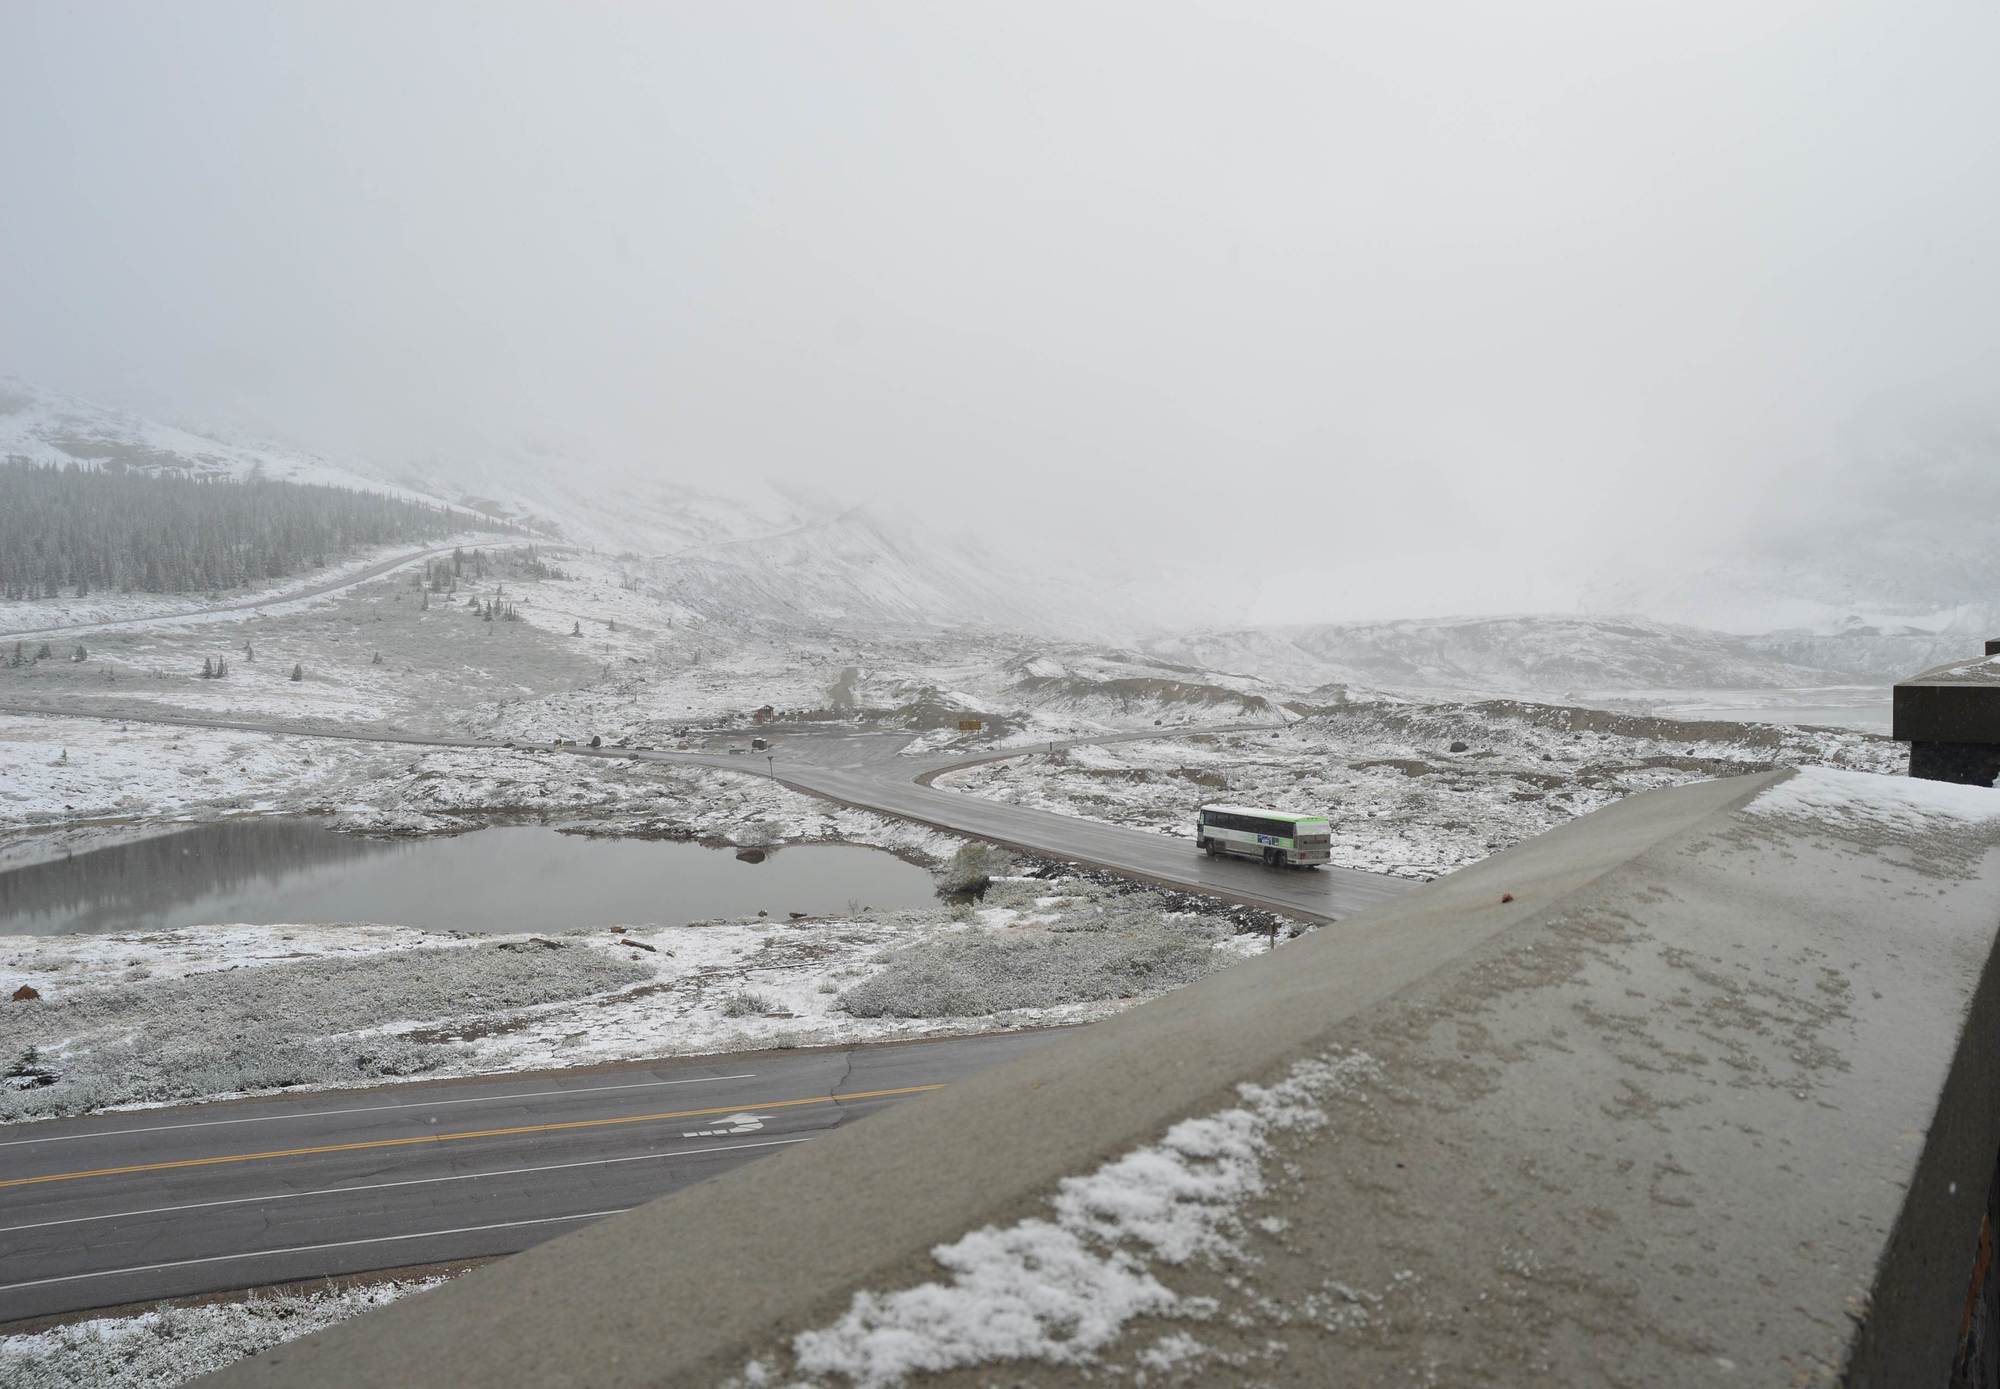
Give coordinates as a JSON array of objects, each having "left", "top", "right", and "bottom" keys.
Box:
[
  {"left": 0, "top": 1031, "right": 1055, "bottom": 1323},
  {"left": 753, "top": 749, "right": 1416, "bottom": 922}
]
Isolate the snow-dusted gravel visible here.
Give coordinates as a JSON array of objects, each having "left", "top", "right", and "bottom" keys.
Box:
[{"left": 934, "top": 698, "right": 1906, "bottom": 880}]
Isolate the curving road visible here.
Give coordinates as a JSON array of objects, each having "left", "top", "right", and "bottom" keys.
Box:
[
  {"left": 0, "top": 701, "right": 1418, "bottom": 923},
  {"left": 757, "top": 736, "right": 1416, "bottom": 922}
]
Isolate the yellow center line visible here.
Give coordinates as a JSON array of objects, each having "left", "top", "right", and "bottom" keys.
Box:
[{"left": 0, "top": 1085, "right": 944, "bottom": 1191}]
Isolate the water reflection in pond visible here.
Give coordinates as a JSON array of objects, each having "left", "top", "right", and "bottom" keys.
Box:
[{"left": 0, "top": 819, "right": 940, "bottom": 936}]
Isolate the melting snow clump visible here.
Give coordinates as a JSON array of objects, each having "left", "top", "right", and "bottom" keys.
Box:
[{"left": 772, "top": 1050, "right": 1378, "bottom": 1387}]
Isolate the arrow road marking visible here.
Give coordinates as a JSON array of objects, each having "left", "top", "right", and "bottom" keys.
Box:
[{"left": 681, "top": 1112, "right": 771, "bottom": 1137}]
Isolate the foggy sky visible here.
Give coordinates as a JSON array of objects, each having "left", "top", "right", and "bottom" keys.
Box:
[{"left": 5, "top": 2, "right": 1998, "bottom": 622}]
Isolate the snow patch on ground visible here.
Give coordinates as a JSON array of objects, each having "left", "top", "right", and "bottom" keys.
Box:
[
  {"left": 1748, "top": 764, "right": 2000, "bottom": 830},
  {"left": 0, "top": 717, "right": 381, "bottom": 831},
  {"left": 0, "top": 1277, "right": 447, "bottom": 1389},
  {"left": 1741, "top": 764, "right": 2000, "bottom": 878},
  {"left": 757, "top": 1050, "right": 1377, "bottom": 1387}
]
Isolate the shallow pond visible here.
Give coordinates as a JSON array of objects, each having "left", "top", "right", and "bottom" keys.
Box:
[{"left": 0, "top": 819, "right": 940, "bottom": 936}]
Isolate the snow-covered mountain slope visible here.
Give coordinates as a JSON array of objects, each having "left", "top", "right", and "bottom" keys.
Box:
[
  {"left": 0, "top": 380, "right": 1151, "bottom": 638},
  {"left": 382, "top": 449, "right": 809, "bottom": 557},
  {"left": 642, "top": 497, "right": 1148, "bottom": 638},
  {"left": 395, "top": 445, "right": 1159, "bottom": 637},
  {"left": 1584, "top": 438, "right": 2000, "bottom": 663},
  {"left": 0, "top": 379, "right": 459, "bottom": 513},
  {"left": 1145, "top": 614, "right": 1855, "bottom": 698},
  {"left": 1736, "top": 624, "right": 1977, "bottom": 684}
]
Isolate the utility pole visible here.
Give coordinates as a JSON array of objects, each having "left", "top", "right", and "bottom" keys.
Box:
[{"left": 767, "top": 754, "right": 775, "bottom": 778}]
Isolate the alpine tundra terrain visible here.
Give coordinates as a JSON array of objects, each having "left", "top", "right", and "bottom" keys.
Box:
[
  {"left": 0, "top": 385, "right": 1903, "bottom": 1108},
  {"left": 0, "top": 388, "right": 1930, "bottom": 1365},
  {"left": 7, "top": 1, "right": 1997, "bottom": 1379}
]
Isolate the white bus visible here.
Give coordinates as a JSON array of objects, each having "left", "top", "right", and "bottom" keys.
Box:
[{"left": 1196, "top": 804, "right": 1332, "bottom": 868}]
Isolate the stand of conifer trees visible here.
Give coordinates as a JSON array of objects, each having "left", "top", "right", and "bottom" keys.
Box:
[{"left": 0, "top": 460, "right": 520, "bottom": 600}]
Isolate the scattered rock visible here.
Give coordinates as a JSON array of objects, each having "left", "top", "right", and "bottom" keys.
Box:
[
  {"left": 623, "top": 939, "right": 659, "bottom": 953},
  {"left": 788, "top": 912, "right": 808, "bottom": 920},
  {"left": 610, "top": 926, "right": 626, "bottom": 934},
  {"left": 735, "top": 848, "right": 767, "bottom": 864},
  {"left": 11, "top": 985, "right": 39, "bottom": 1002},
  {"left": 1500, "top": 893, "right": 1515, "bottom": 904},
  {"left": 497, "top": 937, "right": 566, "bottom": 953},
  {"left": 1449, "top": 740, "right": 1470, "bottom": 753}
]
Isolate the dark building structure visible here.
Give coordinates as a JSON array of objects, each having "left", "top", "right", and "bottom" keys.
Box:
[{"left": 1896, "top": 639, "right": 2000, "bottom": 785}]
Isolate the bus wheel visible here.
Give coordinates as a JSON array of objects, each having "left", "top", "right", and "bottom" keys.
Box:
[
  {"left": 1202, "top": 838, "right": 1218, "bottom": 857},
  {"left": 1263, "top": 848, "right": 1278, "bottom": 867}
]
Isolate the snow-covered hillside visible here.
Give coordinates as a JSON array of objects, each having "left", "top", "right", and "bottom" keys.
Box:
[
  {"left": 2, "top": 381, "right": 1146, "bottom": 639},
  {"left": 642, "top": 501, "right": 1148, "bottom": 639},
  {"left": 1582, "top": 439, "right": 2000, "bottom": 674},
  {"left": 11, "top": 376, "right": 1984, "bottom": 675},
  {"left": 384, "top": 448, "right": 807, "bottom": 556},
  {"left": 0, "top": 379, "right": 459, "bottom": 514},
  {"left": 1145, "top": 614, "right": 1856, "bottom": 699}
]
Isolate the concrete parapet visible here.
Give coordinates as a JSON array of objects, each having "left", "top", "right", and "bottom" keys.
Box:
[{"left": 206, "top": 768, "right": 2000, "bottom": 1387}]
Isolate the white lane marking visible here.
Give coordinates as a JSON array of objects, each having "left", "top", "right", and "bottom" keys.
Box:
[
  {"left": 0, "top": 1136, "right": 813, "bottom": 1235},
  {"left": 0, "top": 1073, "right": 759, "bottom": 1148},
  {"left": 0, "top": 1208, "right": 634, "bottom": 1294},
  {"left": 680, "top": 1112, "right": 771, "bottom": 1138}
]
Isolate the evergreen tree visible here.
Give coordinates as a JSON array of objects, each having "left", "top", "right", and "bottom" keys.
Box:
[
  {"left": 0, "top": 461, "right": 519, "bottom": 601},
  {"left": 290, "top": 663, "right": 304, "bottom": 682}
]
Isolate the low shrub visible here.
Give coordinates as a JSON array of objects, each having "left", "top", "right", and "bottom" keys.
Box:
[
  {"left": 934, "top": 842, "right": 1013, "bottom": 896},
  {"left": 720, "top": 989, "right": 778, "bottom": 1017}
]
